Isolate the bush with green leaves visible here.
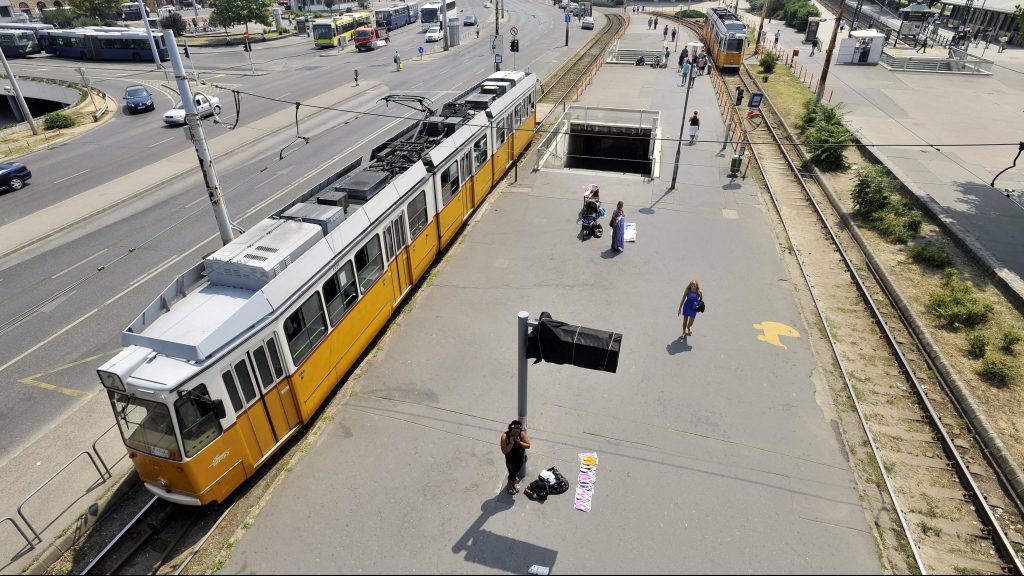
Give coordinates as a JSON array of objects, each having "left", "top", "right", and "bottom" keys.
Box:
[
  {"left": 160, "top": 12, "right": 187, "bottom": 36},
  {"left": 1002, "top": 329, "right": 1023, "bottom": 352},
  {"left": 967, "top": 332, "right": 989, "bottom": 358},
  {"left": 870, "top": 199, "right": 922, "bottom": 244},
  {"left": 928, "top": 268, "right": 994, "bottom": 328},
  {"left": 43, "top": 111, "right": 76, "bottom": 131},
  {"left": 759, "top": 51, "right": 779, "bottom": 73},
  {"left": 782, "top": 0, "right": 820, "bottom": 32},
  {"left": 675, "top": 9, "right": 706, "bottom": 19},
  {"left": 851, "top": 164, "right": 896, "bottom": 216},
  {"left": 909, "top": 241, "right": 951, "bottom": 268},
  {"left": 803, "top": 121, "right": 853, "bottom": 171},
  {"left": 748, "top": 0, "right": 788, "bottom": 19},
  {"left": 799, "top": 99, "right": 846, "bottom": 134},
  {"left": 980, "top": 356, "right": 1019, "bottom": 386}
]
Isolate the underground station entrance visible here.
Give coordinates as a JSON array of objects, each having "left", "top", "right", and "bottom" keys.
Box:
[{"left": 535, "top": 106, "right": 660, "bottom": 178}]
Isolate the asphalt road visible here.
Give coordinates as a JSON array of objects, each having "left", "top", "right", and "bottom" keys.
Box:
[{"left": 0, "top": 0, "right": 593, "bottom": 468}]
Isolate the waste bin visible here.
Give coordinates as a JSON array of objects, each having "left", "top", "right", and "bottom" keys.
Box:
[{"left": 729, "top": 154, "right": 742, "bottom": 177}]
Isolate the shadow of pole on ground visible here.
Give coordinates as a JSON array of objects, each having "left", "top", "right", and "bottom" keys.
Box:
[{"left": 451, "top": 495, "right": 558, "bottom": 573}]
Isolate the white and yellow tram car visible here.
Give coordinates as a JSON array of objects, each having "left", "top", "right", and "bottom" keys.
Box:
[
  {"left": 97, "top": 71, "right": 538, "bottom": 505},
  {"left": 702, "top": 6, "right": 746, "bottom": 71}
]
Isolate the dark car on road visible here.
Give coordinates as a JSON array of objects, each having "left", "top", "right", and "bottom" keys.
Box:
[
  {"left": 0, "top": 162, "right": 31, "bottom": 192},
  {"left": 463, "top": 14, "right": 477, "bottom": 26},
  {"left": 123, "top": 85, "right": 155, "bottom": 114}
]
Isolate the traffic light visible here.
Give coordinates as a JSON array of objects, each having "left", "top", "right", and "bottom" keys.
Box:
[
  {"left": 183, "top": 44, "right": 190, "bottom": 59},
  {"left": 243, "top": 39, "right": 251, "bottom": 52},
  {"left": 510, "top": 38, "right": 519, "bottom": 52}
]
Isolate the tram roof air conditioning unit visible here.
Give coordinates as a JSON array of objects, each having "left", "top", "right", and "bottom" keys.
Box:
[
  {"left": 282, "top": 202, "right": 346, "bottom": 235},
  {"left": 332, "top": 169, "right": 390, "bottom": 202},
  {"left": 463, "top": 93, "right": 495, "bottom": 110},
  {"left": 204, "top": 219, "right": 321, "bottom": 291}
]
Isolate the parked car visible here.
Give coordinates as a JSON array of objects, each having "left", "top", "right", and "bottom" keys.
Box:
[
  {"left": 163, "top": 94, "right": 221, "bottom": 126},
  {"left": 424, "top": 26, "right": 444, "bottom": 42},
  {"left": 0, "top": 162, "right": 31, "bottom": 192},
  {"left": 463, "top": 14, "right": 477, "bottom": 26},
  {"left": 123, "top": 85, "right": 155, "bottom": 114},
  {"left": 581, "top": 16, "right": 594, "bottom": 30}
]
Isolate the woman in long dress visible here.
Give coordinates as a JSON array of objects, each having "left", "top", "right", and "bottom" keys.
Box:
[{"left": 610, "top": 201, "right": 626, "bottom": 251}]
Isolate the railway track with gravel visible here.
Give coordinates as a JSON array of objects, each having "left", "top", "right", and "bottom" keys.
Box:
[
  {"left": 708, "top": 55, "right": 1024, "bottom": 573},
  {"left": 538, "top": 12, "right": 625, "bottom": 110}
]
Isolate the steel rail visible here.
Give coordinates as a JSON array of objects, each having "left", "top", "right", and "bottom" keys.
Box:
[{"left": 79, "top": 495, "right": 159, "bottom": 575}]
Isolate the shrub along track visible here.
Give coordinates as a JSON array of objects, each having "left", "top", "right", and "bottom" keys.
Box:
[{"left": 712, "top": 58, "right": 1024, "bottom": 573}]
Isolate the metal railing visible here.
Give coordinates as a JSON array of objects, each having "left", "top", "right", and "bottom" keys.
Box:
[
  {"left": 16, "top": 451, "right": 107, "bottom": 545},
  {"left": 879, "top": 47, "right": 993, "bottom": 74}
]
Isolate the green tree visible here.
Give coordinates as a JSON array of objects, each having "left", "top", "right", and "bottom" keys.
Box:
[
  {"left": 67, "top": 0, "right": 122, "bottom": 21},
  {"left": 208, "top": 0, "right": 273, "bottom": 34},
  {"left": 324, "top": 0, "right": 335, "bottom": 15},
  {"left": 1015, "top": 5, "right": 1024, "bottom": 41},
  {"left": 160, "top": 12, "right": 187, "bottom": 36},
  {"left": 40, "top": 8, "right": 76, "bottom": 27}
]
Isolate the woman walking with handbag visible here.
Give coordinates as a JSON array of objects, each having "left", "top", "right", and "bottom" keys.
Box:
[{"left": 677, "top": 280, "right": 703, "bottom": 338}]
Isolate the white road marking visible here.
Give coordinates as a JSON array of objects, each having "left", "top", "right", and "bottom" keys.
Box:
[
  {"left": 279, "top": 92, "right": 291, "bottom": 98},
  {"left": 184, "top": 195, "right": 206, "bottom": 208},
  {"left": 51, "top": 248, "right": 109, "bottom": 279},
  {"left": 53, "top": 170, "right": 89, "bottom": 185},
  {"left": 147, "top": 136, "right": 175, "bottom": 148}
]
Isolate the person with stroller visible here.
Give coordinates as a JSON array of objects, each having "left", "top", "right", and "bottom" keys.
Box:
[{"left": 610, "top": 201, "right": 625, "bottom": 252}]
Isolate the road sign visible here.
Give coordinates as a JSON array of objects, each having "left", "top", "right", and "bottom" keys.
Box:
[
  {"left": 748, "top": 93, "right": 764, "bottom": 109},
  {"left": 495, "top": 54, "right": 503, "bottom": 63},
  {"left": 565, "top": 13, "right": 571, "bottom": 23},
  {"left": 418, "top": 46, "right": 424, "bottom": 54},
  {"left": 510, "top": 26, "right": 518, "bottom": 36},
  {"left": 243, "top": 31, "right": 249, "bottom": 40}
]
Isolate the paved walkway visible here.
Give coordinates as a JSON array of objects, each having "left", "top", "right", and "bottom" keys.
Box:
[
  {"left": 739, "top": 0, "right": 1024, "bottom": 299},
  {"left": 222, "top": 11, "right": 881, "bottom": 574}
]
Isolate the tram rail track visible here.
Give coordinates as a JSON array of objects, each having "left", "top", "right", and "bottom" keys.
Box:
[
  {"left": 538, "top": 12, "right": 625, "bottom": 113},
  {"left": 717, "top": 57, "right": 1024, "bottom": 573}
]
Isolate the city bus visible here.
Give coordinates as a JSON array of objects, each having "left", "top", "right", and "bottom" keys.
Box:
[
  {"left": 0, "top": 29, "right": 41, "bottom": 57},
  {"left": 312, "top": 12, "right": 372, "bottom": 48},
  {"left": 121, "top": 2, "right": 143, "bottom": 20},
  {"left": 38, "top": 28, "right": 169, "bottom": 61},
  {"left": 375, "top": 5, "right": 412, "bottom": 31},
  {"left": 421, "top": 0, "right": 455, "bottom": 31}
]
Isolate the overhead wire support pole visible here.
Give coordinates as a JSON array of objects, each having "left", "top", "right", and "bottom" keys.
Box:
[
  {"left": 517, "top": 311, "right": 530, "bottom": 429},
  {"left": 755, "top": 0, "right": 769, "bottom": 54},
  {"left": 441, "top": 0, "right": 449, "bottom": 51},
  {"left": 140, "top": 4, "right": 165, "bottom": 70},
  {"left": 815, "top": 0, "right": 845, "bottom": 103},
  {"left": 669, "top": 68, "right": 695, "bottom": 190},
  {"left": 163, "top": 29, "right": 234, "bottom": 246},
  {"left": 0, "top": 47, "right": 37, "bottom": 135}
]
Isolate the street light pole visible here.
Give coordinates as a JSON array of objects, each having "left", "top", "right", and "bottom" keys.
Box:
[
  {"left": 755, "top": 0, "right": 769, "bottom": 54},
  {"left": 140, "top": 3, "right": 165, "bottom": 69},
  {"left": 0, "top": 48, "right": 37, "bottom": 135},
  {"left": 815, "top": 0, "right": 845, "bottom": 102},
  {"left": 669, "top": 73, "right": 694, "bottom": 190}
]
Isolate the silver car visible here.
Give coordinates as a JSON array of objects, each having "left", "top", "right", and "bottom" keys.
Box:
[{"left": 163, "top": 94, "right": 221, "bottom": 126}]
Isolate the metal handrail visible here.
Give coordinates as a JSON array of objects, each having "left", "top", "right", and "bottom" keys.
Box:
[
  {"left": 17, "top": 451, "right": 106, "bottom": 543},
  {"left": 91, "top": 423, "right": 126, "bottom": 480},
  {"left": 0, "top": 517, "right": 34, "bottom": 551}
]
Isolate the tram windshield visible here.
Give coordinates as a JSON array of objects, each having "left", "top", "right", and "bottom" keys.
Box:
[
  {"left": 108, "top": 391, "right": 181, "bottom": 461},
  {"left": 174, "top": 384, "right": 223, "bottom": 458}
]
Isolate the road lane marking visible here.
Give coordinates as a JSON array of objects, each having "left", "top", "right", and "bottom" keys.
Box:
[
  {"left": 0, "top": 116, "right": 409, "bottom": 378},
  {"left": 18, "top": 349, "right": 122, "bottom": 399},
  {"left": 53, "top": 170, "right": 90, "bottom": 185},
  {"left": 51, "top": 248, "right": 109, "bottom": 279},
  {"left": 148, "top": 137, "right": 175, "bottom": 148}
]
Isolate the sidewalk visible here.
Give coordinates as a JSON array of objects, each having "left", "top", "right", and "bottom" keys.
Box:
[
  {"left": 741, "top": 0, "right": 1024, "bottom": 302},
  {"left": 219, "top": 12, "right": 880, "bottom": 574}
]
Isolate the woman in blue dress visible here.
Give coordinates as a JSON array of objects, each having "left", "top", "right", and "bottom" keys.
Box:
[
  {"left": 610, "top": 201, "right": 625, "bottom": 251},
  {"left": 677, "top": 280, "right": 703, "bottom": 337}
]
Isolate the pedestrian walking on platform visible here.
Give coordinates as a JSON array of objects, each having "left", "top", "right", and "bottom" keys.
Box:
[
  {"left": 839, "top": 18, "right": 846, "bottom": 31},
  {"left": 678, "top": 50, "right": 686, "bottom": 71},
  {"left": 663, "top": 25, "right": 669, "bottom": 41},
  {"left": 672, "top": 27, "right": 677, "bottom": 42},
  {"left": 648, "top": 16, "right": 653, "bottom": 29},
  {"left": 681, "top": 59, "right": 692, "bottom": 85},
  {"left": 610, "top": 201, "right": 625, "bottom": 251},
  {"left": 501, "top": 421, "right": 530, "bottom": 495},
  {"left": 394, "top": 50, "right": 402, "bottom": 71},
  {"left": 687, "top": 111, "right": 700, "bottom": 143},
  {"left": 809, "top": 36, "right": 820, "bottom": 56},
  {"left": 999, "top": 35, "right": 1009, "bottom": 52},
  {"left": 678, "top": 280, "right": 703, "bottom": 338},
  {"left": 774, "top": 29, "right": 781, "bottom": 47},
  {"left": 916, "top": 36, "right": 929, "bottom": 53},
  {"left": 664, "top": 46, "right": 671, "bottom": 64},
  {"left": 696, "top": 54, "right": 707, "bottom": 75},
  {"left": 654, "top": 16, "right": 659, "bottom": 29}
]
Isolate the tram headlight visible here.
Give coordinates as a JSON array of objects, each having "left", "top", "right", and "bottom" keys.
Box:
[
  {"left": 157, "top": 477, "right": 169, "bottom": 489},
  {"left": 97, "top": 370, "right": 126, "bottom": 392}
]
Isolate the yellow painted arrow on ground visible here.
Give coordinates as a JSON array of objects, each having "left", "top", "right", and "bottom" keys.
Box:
[{"left": 753, "top": 321, "right": 800, "bottom": 350}]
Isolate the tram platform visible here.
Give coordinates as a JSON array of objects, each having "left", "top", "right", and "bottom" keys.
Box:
[{"left": 221, "top": 11, "right": 881, "bottom": 574}]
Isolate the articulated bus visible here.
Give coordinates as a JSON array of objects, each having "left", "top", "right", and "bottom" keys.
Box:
[
  {"left": 38, "top": 28, "right": 169, "bottom": 61},
  {"left": 0, "top": 30, "right": 41, "bottom": 57},
  {"left": 375, "top": 4, "right": 413, "bottom": 31},
  {"left": 97, "top": 70, "right": 539, "bottom": 506},
  {"left": 421, "top": 0, "right": 455, "bottom": 31}
]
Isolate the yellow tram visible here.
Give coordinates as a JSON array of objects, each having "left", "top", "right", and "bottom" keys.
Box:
[
  {"left": 702, "top": 6, "right": 746, "bottom": 71},
  {"left": 97, "top": 71, "right": 539, "bottom": 505}
]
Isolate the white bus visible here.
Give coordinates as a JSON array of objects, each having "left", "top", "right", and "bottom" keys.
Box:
[{"left": 420, "top": 0, "right": 456, "bottom": 31}]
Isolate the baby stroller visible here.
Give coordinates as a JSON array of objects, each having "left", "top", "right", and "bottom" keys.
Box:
[{"left": 579, "top": 184, "right": 605, "bottom": 239}]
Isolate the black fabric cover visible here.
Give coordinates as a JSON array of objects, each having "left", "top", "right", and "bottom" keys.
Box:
[{"left": 526, "top": 312, "right": 620, "bottom": 373}]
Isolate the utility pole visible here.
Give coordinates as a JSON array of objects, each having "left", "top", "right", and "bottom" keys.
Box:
[
  {"left": 140, "top": 3, "right": 165, "bottom": 69},
  {"left": 669, "top": 70, "right": 695, "bottom": 189},
  {"left": 163, "top": 30, "right": 234, "bottom": 246},
  {"left": 495, "top": 0, "right": 499, "bottom": 37},
  {"left": 755, "top": 0, "right": 769, "bottom": 54},
  {"left": 815, "top": 0, "right": 845, "bottom": 102},
  {"left": 0, "top": 47, "right": 37, "bottom": 135},
  {"left": 565, "top": 9, "right": 570, "bottom": 46},
  {"left": 441, "top": 0, "right": 449, "bottom": 51}
]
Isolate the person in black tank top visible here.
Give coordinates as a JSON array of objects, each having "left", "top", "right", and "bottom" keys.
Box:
[{"left": 501, "top": 420, "right": 531, "bottom": 495}]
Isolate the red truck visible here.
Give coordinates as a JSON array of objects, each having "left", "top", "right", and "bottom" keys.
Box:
[{"left": 354, "top": 26, "right": 390, "bottom": 51}]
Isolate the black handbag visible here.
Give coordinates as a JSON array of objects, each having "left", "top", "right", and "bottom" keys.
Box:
[{"left": 697, "top": 299, "right": 706, "bottom": 313}]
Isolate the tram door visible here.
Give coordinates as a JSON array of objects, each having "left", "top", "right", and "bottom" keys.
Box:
[
  {"left": 248, "top": 337, "right": 299, "bottom": 436},
  {"left": 385, "top": 214, "right": 412, "bottom": 300}
]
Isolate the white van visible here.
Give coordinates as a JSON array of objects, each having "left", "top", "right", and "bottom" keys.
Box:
[{"left": 157, "top": 5, "right": 176, "bottom": 18}]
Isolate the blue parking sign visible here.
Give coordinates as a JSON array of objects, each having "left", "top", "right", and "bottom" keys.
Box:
[{"left": 418, "top": 46, "right": 424, "bottom": 54}]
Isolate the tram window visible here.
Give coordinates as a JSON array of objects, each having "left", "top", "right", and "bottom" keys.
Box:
[
  {"left": 175, "top": 384, "right": 224, "bottom": 458},
  {"left": 461, "top": 151, "right": 472, "bottom": 182},
  {"left": 496, "top": 115, "right": 508, "bottom": 145},
  {"left": 384, "top": 226, "right": 395, "bottom": 261},
  {"left": 233, "top": 360, "right": 258, "bottom": 403},
  {"left": 266, "top": 337, "right": 285, "bottom": 379},
  {"left": 323, "top": 261, "right": 359, "bottom": 325},
  {"left": 473, "top": 137, "right": 488, "bottom": 168},
  {"left": 408, "top": 191, "right": 428, "bottom": 238},
  {"left": 439, "top": 162, "right": 460, "bottom": 206},
  {"left": 109, "top": 391, "right": 181, "bottom": 461},
  {"left": 283, "top": 293, "right": 328, "bottom": 365},
  {"left": 393, "top": 214, "right": 407, "bottom": 247},
  {"left": 355, "top": 235, "right": 384, "bottom": 293},
  {"left": 220, "top": 370, "right": 244, "bottom": 413},
  {"left": 252, "top": 346, "right": 277, "bottom": 390}
]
